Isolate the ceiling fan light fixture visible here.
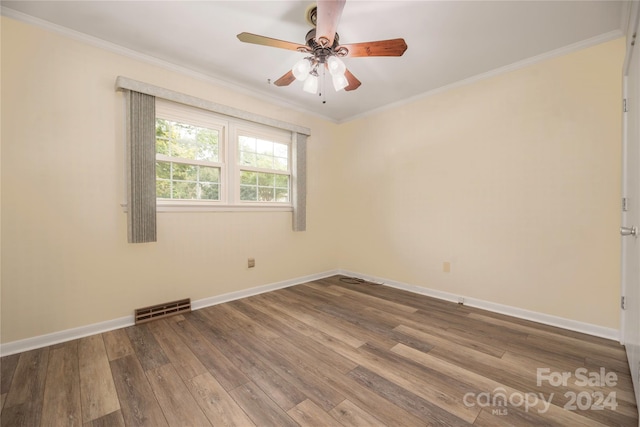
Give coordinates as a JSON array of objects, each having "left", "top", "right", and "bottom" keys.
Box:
[
  {"left": 292, "top": 58, "right": 311, "bottom": 81},
  {"left": 327, "top": 56, "right": 346, "bottom": 76},
  {"left": 303, "top": 74, "right": 319, "bottom": 94},
  {"left": 332, "top": 73, "right": 348, "bottom": 91}
]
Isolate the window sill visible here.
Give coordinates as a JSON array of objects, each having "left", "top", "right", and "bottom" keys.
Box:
[{"left": 121, "top": 202, "right": 293, "bottom": 213}]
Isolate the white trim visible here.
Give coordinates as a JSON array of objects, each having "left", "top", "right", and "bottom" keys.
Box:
[
  {"left": 338, "top": 270, "right": 620, "bottom": 341},
  {"left": 0, "top": 316, "right": 134, "bottom": 357},
  {"left": 339, "top": 30, "right": 624, "bottom": 124},
  {"left": 0, "top": 270, "right": 338, "bottom": 357},
  {"left": 0, "top": 6, "right": 336, "bottom": 124},
  {"left": 621, "top": 73, "right": 630, "bottom": 346},
  {"left": 1, "top": 269, "right": 621, "bottom": 356},
  {"left": 620, "top": 0, "right": 635, "bottom": 45},
  {"left": 623, "top": 1, "right": 640, "bottom": 76},
  {"left": 1, "top": 6, "right": 624, "bottom": 126},
  {"left": 120, "top": 202, "right": 293, "bottom": 213},
  {"left": 191, "top": 270, "right": 337, "bottom": 310}
]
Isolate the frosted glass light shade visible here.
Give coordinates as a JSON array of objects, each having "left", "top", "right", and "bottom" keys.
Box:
[
  {"left": 332, "top": 73, "right": 348, "bottom": 91},
  {"left": 292, "top": 59, "right": 311, "bottom": 81},
  {"left": 327, "top": 56, "right": 346, "bottom": 76},
  {"left": 303, "top": 74, "right": 319, "bottom": 94}
]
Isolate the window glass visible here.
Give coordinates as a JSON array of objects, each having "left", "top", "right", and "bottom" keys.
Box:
[
  {"left": 155, "top": 118, "right": 222, "bottom": 201},
  {"left": 238, "top": 133, "right": 290, "bottom": 203},
  {"left": 155, "top": 100, "right": 293, "bottom": 207}
]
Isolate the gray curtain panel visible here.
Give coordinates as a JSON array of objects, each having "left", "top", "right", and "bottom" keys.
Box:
[
  {"left": 292, "top": 132, "right": 307, "bottom": 232},
  {"left": 126, "top": 91, "right": 157, "bottom": 243}
]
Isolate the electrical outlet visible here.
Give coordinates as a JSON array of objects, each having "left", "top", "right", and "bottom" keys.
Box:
[
  {"left": 248, "top": 258, "right": 255, "bottom": 268},
  {"left": 443, "top": 262, "right": 451, "bottom": 273}
]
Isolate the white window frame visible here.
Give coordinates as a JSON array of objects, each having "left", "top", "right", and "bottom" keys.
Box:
[
  {"left": 155, "top": 99, "right": 293, "bottom": 211},
  {"left": 231, "top": 123, "right": 292, "bottom": 207}
]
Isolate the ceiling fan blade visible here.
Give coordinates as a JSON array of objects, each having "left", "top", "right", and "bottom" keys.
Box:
[
  {"left": 315, "top": 0, "right": 346, "bottom": 47},
  {"left": 340, "top": 38, "right": 408, "bottom": 57},
  {"left": 344, "top": 69, "right": 361, "bottom": 91},
  {"left": 237, "top": 32, "right": 307, "bottom": 52},
  {"left": 274, "top": 70, "right": 296, "bottom": 87}
]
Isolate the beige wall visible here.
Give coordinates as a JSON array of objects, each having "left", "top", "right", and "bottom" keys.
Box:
[
  {"left": 1, "top": 16, "right": 625, "bottom": 344},
  {"left": 335, "top": 38, "right": 625, "bottom": 329},
  {"left": 1, "top": 17, "right": 340, "bottom": 343}
]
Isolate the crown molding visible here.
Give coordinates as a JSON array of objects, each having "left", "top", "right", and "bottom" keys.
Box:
[
  {"left": 0, "top": 6, "right": 338, "bottom": 124},
  {"left": 340, "top": 29, "right": 624, "bottom": 124}
]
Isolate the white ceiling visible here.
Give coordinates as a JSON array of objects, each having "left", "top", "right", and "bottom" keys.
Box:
[{"left": 2, "top": 1, "right": 628, "bottom": 122}]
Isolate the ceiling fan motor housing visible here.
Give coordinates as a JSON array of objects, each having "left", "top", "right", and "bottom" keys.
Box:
[{"left": 304, "top": 29, "right": 345, "bottom": 63}]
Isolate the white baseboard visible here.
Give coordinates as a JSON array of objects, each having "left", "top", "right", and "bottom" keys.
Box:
[
  {"left": 337, "top": 270, "right": 620, "bottom": 341},
  {"left": 0, "top": 270, "right": 339, "bottom": 357},
  {"left": 1, "top": 268, "right": 619, "bottom": 356},
  {"left": 190, "top": 270, "right": 338, "bottom": 310},
  {"left": 0, "top": 315, "right": 135, "bottom": 357}
]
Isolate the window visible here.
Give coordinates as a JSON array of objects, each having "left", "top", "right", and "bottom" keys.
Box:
[
  {"left": 155, "top": 100, "right": 291, "bottom": 208},
  {"left": 237, "top": 131, "right": 291, "bottom": 203},
  {"left": 155, "top": 118, "right": 222, "bottom": 201}
]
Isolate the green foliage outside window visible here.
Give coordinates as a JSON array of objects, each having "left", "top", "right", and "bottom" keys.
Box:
[
  {"left": 238, "top": 135, "right": 289, "bottom": 202},
  {"left": 156, "top": 119, "right": 221, "bottom": 200}
]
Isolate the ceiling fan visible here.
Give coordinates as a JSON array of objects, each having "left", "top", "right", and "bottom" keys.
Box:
[{"left": 237, "top": 0, "right": 408, "bottom": 94}]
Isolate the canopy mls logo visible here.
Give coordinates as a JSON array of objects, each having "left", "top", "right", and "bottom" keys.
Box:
[
  {"left": 463, "top": 367, "right": 618, "bottom": 416},
  {"left": 463, "top": 388, "right": 553, "bottom": 416}
]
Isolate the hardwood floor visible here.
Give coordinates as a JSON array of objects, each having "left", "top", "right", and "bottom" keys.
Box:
[{"left": 1, "top": 275, "right": 638, "bottom": 426}]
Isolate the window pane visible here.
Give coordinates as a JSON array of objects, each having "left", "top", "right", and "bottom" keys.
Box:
[
  {"left": 258, "top": 187, "right": 275, "bottom": 201},
  {"left": 275, "top": 188, "right": 289, "bottom": 202},
  {"left": 240, "top": 171, "right": 257, "bottom": 185},
  {"left": 238, "top": 134, "right": 289, "bottom": 178},
  {"left": 274, "top": 174, "right": 289, "bottom": 188},
  {"left": 273, "top": 157, "right": 288, "bottom": 171},
  {"left": 239, "top": 151, "right": 257, "bottom": 167},
  {"left": 156, "top": 137, "right": 170, "bottom": 155},
  {"left": 238, "top": 170, "right": 289, "bottom": 203},
  {"left": 157, "top": 180, "right": 171, "bottom": 198},
  {"left": 156, "top": 119, "right": 219, "bottom": 162},
  {"left": 256, "top": 154, "right": 274, "bottom": 169},
  {"left": 239, "top": 136, "right": 256, "bottom": 153},
  {"left": 156, "top": 161, "right": 171, "bottom": 179},
  {"left": 173, "top": 181, "right": 197, "bottom": 199},
  {"left": 173, "top": 163, "right": 198, "bottom": 181},
  {"left": 200, "top": 183, "right": 219, "bottom": 200},
  {"left": 258, "top": 172, "right": 274, "bottom": 186},
  {"left": 256, "top": 139, "right": 273, "bottom": 155},
  {"left": 240, "top": 185, "right": 257, "bottom": 201},
  {"left": 156, "top": 119, "right": 170, "bottom": 138},
  {"left": 156, "top": 160, "right": 221, "bottom": 201},
  {"left": 199, "top": 166, "right": 219, "bottom": 183},
  {"left": 196, "top": 128, "right": 219, "bottom": 161},
  {"left": 274, "top": 143, "right": 288, "bottom": 158}
]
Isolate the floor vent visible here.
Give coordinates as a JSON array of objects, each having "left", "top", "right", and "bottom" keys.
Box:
[{"left": 135, "top": 298, "right": 191, "bottom": 324}]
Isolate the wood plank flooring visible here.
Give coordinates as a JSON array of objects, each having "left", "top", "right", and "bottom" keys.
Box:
[{"left": 1, "top": 275, "right": 638, "bottom": 426}]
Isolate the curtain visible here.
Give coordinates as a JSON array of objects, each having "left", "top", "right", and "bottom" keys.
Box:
[
  {"left": 292, "top": 132, "right": 307, "bottom": 232},
  {"left": 117, "top": 77, "right": 310, "bottom": 236},
  {"left": 126, "top": 91, "right": 157, "bottom": 243}
]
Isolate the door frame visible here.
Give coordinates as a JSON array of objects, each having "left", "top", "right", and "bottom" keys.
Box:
[
  {"left": 620, "top": 0, "right": 640, "bottom": 415},
  {"left": 621, "top": 0, "right": 639, "bottom": 346}
]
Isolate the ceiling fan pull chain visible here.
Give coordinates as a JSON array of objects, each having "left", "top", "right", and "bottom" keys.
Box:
[{"left": 321, "top": 65, "right": 327, "bottom": 104}]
